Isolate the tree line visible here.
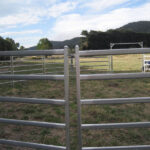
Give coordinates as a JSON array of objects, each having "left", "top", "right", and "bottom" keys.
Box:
[
  {"left": 0, "top": 36, "right": 53, "bottom": 52},
  {"left": 2, "top": 29, "right": 150, "bottom": 56},
  {"left": 0, "top": 36, "right": 22, "bottom": 60},
  {"left": 0, "top": 36, "right": 53, "bottom": 60},
  {"left": 0, "top": 36, "right": 20, "bottom": 51},
  {"left": 81, "top": 29, "right": 150, "bottom": 50}
]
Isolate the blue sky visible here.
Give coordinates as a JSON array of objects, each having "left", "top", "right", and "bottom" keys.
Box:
[{"left": 0, "top": 0, "right": 150, "bottom": 48}]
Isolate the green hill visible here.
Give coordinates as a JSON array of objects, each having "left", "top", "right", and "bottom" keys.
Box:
[
  {"left": 27, "top": 21, "right": 150, "bottom": 49},
  {"left": 27, "top": 37, "right": 81, "bottom": 50},
  {"left": 119, "top": 21, "right": 150, "bottom": 33}
]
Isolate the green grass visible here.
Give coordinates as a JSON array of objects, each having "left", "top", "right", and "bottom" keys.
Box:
[
  {"left": 0, "top": 54, "right": 150, "bottom": 149},
  {"left": 80, "top": 54, "right": 143, "bottom": 73}
]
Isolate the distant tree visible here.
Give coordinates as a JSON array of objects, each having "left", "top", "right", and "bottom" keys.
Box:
[
  {"left": 20, "top": 46, "right": 25, "bottom": 50},
  {"left": 81, "top": 30, "right": 89, "bottom": 50},
  {"left": 0, "top": 36, "right": 20, "bottom": 60},
  {"left": 37, "top": 38, "right": 53, "bottom": 50},
  {"left": 81, "top": 30, "right": 89, "bottom": 37},
  {"left": 5, "top": 38, "right": 19, "bottom": 50}
]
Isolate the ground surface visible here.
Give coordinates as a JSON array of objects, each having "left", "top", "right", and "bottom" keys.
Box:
[{"left": 0, "top": 54, "right": 150, "bottom": 150}]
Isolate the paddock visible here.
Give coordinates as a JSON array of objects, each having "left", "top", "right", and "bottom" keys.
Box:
[{"left": 0, "top": 47, "right": 150, "bottom": 150}]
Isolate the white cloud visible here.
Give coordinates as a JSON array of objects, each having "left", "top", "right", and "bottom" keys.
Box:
[
  {"left": 0, "top": 0, "right": 77, "bottom": 28},
  {"left": 48, "top": 1, "right": 77, "bottom": 17},
  {"left": 49, "top": 14, "right": 91, "bottom": 40},
  {"left": 0, "top": 0, "right": 24, "bottom": 17},
  {"left": 1, "top": 0, "right": 150, "bottom": 47},
  {"left": 82, "top": 0, "right": 130, "bottom": 11},
  {"left": 15, "top": 36, "right": 43, "bottom": 48},
  {"left": 49, "top": 2, "right": 150, "bottom": 41},
  {"left": 0, "top": 30, "right": 42, "bottom": 36},
  {"left": 0, "top": 2, "right": 44, "bottom": 27},
  {"left": 0, "top": 13, "right": 41, "bottom": 27}
]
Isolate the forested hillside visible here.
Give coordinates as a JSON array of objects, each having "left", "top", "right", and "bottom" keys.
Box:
[
  {"left": 81, "top": 30, "right": 150, "bottom": 50},
  {"left": 119, "top": 21, "right": 150, "bottom": 33}
]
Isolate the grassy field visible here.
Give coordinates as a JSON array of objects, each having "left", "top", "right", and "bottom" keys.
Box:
[{"left": 0, "top": 54, "right": 150, "bottom": 150}]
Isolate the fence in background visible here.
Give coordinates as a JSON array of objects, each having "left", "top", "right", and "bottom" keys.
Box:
[
  {"left": 75, "top": 45, "right": 150, "bottom": 150},
  {"left": 0, "top": 47, "right": 70, "bottom": 150},
  {"left": 69, "top": 55, "right": 113, "bottom": 73},
  {"left": 0, "top": 52, "right": 65, "bottom": 86},
  {"left": 110, "top": 42, "right": 144, "bottom": 72},
  {"left": 79, "top": 55, "right": 112, "bottom": 73}
]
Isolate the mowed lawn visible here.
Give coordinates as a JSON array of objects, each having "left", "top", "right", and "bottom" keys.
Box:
[{"left": 0, "top": 54, "right": 150, "bottom": 150}]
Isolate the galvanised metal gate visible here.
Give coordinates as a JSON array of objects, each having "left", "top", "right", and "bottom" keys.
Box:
[
  {"left": 0, "top": 52, "right": 65, "bottom": 85},
  {"left": 75, "top": 45, "right": 150, "bottom": 150},
  {"left": 0, "top": 46, "right": 70, "bottom": 150},
  {"left": 0, "top": 56, "right": 46, "bottom": 86}
]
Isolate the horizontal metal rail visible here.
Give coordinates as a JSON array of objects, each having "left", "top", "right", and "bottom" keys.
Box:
[
  {"left": 0, "top": 80, "right": 25, "bottom": 85},
  {"left": 15, "top": 57, "right": 64, "bottom": 61},
  {"left": 0, "top": 75, "right": 64, "bottom": 80},
  {"left": 82, "top": 122, "right": 150, "bottom": 130},
  {"left": 0, "top": 118, "right": 65, "bottom": 128},
  {"left": 46, "top": 62, "right": 64, "bottom": 65},
  {"left": 14, "top": 64, "right": 43, "bottom": 68},
  {"left": 0, "top": 96, "right": 65, "bottom": 105},
  {"left": 0, "top": 139, "right": 66, "bottom": 150},
  {"left": 0, "top": 60, "right": 11, "bottom": 63},
  {"left": 81, "top": 97, "right": 150, "bottom": 105},
  {"left": 80, "top": 72, "right": 150, "bottom": 80},
  {"left": 80, "top": 61, "right": 109, "bottom": 63},
  {"left": 46, "top": 71, "right": 64, "bottom": 74},
  {"left": 48, "top": 57, "right": 64, "bottom": 60},
  {"left": 82, "top": 65, "right": 109, "bottom": 67},
  {"left": 14, "top": 59, "right": 43, "bottom": 62},
  {"left": 14, "top": 68, "right": 42, "bottom": 73},
  {"left": 0, "top": 71, "right": 11, "bottom": 74},
  {"left": 45, "top": 67, "right": 64, "bottom": 69},
  {"left": 79, "top": 48, "right": 150, "bottom": 56},
  {"left": 0, "top": 49, "right": 64, "bottom": 56},
  {"left": 0, "top": 81, "right": 12, "bottom": 85},
  {"left": 80, "top": 56, "right": 108, "bottom": 58},
  {"left": 80, "top": 69, "right": 108, "bottom": 72},
  {"left": 111, "top": 42, "right": 143, "bottom": 45},
  {"left": 0, "top": 66, "right": 9, "bottom": 69},
  {"left": 82, "top": 145, "right": 150, "bottom": 150}
]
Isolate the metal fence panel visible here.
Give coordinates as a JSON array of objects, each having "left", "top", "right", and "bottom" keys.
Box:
[
  {"left": 0, "top": 139, "right": 66, "bottom": 150},
  {"left": 75, "top": 45, "right": 150, "bottom": 150},
  {"left": 79, "top": 48, "right": 150, "bottom": 56},
  {"left": 0, "top": 47, "right": 70, "bottom": 150},
  {"left": 82, "top": 145, "right": 150, "bottom": 150},
  {"left": 0, "top": 49, "right": 64, "bottom": 56},
  {"left": 81, "top": 97, "right": 150, "bottom": 105},
  {"left": 0, "top": 96, "right": 65, "bottom": 105}
]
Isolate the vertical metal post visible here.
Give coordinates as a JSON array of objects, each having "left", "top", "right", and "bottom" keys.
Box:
[
  {"left": 42, "top": 55, "right": 46, "bottom": 74},
  {"left": 75, "top": 45, "right": 82, "bottom": 150},
  {"left": 110, "top": 44, "right": 113, "bottom": 72},
  {"left": 70, "top": 55, "right": 74, "bottom": 72},
  {"left": 141, "top": 42, "right": 145, "bottom": 72},
  {"left": 64, "top": 46, "right": 70, "bottom": 150},
  {"left": 10, "top": 56, "right": 14, "bottom": 87},
  {"left": 108, "top": 56, "right": 111, "bottom": 72},
  {"left": 110, "top": 56, "right": 113, "bottom": 72}
]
